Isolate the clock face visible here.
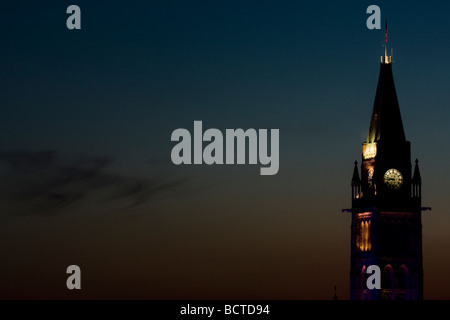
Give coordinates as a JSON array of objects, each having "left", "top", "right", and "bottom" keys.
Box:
[{"left": 384, "top": 169, "right": 403, "bottom": 189}]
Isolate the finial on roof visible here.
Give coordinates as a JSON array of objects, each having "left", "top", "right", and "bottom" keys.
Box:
[
  {"left": 381, "top": 18, "right": 392, "bottom": 64},
  {"left": 352, "top": 161, "right": 361, "bottom": 186},
  {"left": 413, "top": 158, "right": 422, "bottom": 184}
]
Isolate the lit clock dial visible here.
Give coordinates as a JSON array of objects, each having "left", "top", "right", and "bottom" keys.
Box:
[{"left": 383, "top": 169, "right": 403, "bottom": 189}]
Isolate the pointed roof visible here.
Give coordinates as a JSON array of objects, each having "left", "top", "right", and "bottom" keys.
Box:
[
  {"left": 367, "top": 21, "right": 406, "bottom": 144},
  {"left": 413, "top": 159, "right": 422, "bottom": 184},
  {"left": 367, "top": 62, "right": 406, "bottom": 144},
  {"left": 352, "top": 161, "right": 361, "bottom": 186}
]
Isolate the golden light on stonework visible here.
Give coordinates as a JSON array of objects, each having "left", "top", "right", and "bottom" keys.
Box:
[
  {"left": 358, "top": 220, "right": 371, "bottom": 252},
  {"left": 362, "top": 143, "right": 377, "bottom": 159},
  {"left": 368, "top": 168, "right": 374, "bottom": 187},
  {"left": 356, "top": 213, "right": 372, "bottom": 252}
]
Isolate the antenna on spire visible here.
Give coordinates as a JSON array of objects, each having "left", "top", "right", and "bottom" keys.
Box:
[
  {"left": 385, "top": 18, "right": 388, "bottom": 56},
  {"left": 382, "top": 18, "right": 392, "bottom": 64}
]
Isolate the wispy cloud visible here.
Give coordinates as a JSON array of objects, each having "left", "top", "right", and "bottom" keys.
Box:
[{"left": 0, "top": 150, "right": 184, "bottom": 215}]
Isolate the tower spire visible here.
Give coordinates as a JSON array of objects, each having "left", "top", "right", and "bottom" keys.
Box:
[
  {"left": 413, "top": 159, "right": 422, "bottom": 185},
  {"left": 352, "top": 161, "right": 361, "bottom": 185},
  {"left": 344, "top": 19, "right": 428, "bottom": 301},
  {"left": 382, "top": 18, "right": 392, "bottom": 64},
  {"left": 368, "top": 19, "right": 405, "bottom": 144}
]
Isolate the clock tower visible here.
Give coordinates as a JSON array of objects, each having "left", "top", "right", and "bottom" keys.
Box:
[{"left": 344, "top": 24, "right": 430, "bottom": 300}]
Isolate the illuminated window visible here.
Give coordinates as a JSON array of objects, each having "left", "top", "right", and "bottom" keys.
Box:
[
  {"left": 368, "top": 168, "right": 374, "bottom": 187},
  {"left": 358, "top": 220, "right": 371, "bottom": 252},
  {"left": 363, "top": 221, "right": 367, "bottom": 251},
  {"left": 363, "top": 143, "right": 377, "bottom": 159}
]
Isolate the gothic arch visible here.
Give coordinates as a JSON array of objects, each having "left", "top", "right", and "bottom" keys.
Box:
[
  {"left": 382, "top": 264, "right": 395, "bottom": 289},
  {"left": 398, "top": 265, "right": 409, "bottom": 289},
  {"left": 361, "top": 265, "right": 367, "bottom": 289},
  {"left": 358, "top": 220, "right": 372, "bottom": 252}
]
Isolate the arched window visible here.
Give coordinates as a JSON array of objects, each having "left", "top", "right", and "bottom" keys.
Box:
[
  {"left": 361, "top": 265, "right": 370, "bottom": 300},
  {"left": 358, "top": 220, "right": 371, "bottom": 252},
  {"left": 358, "top": 221, "right": 364, "bottom": 251},
  {"left": 382, "top": 265, "right": 395, "bottom": 289},
  {"left": 361, "top": 265, "right": 367, "bottom": 289},
  {"left": 356, "top": 221, "right": 362, "bottom": 251},
  {"left": 398, "top": 265, "right": 409, "bottom": 289}
]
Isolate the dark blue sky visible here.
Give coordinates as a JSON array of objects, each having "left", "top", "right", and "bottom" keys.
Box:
[
  {"left": 2, "top": 1, "right": 450, "bottom": 164},
  {"left": 1, "top": 1, "right": 450, "bottom": 299}
]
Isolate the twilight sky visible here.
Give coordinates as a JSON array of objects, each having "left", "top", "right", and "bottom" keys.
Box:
[{"left": 1, "top": 1, "right": 450, "bottom": 299}]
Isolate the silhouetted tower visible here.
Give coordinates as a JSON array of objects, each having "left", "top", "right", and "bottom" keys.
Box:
[{"left": 343, "top": 22, "right": 430, "bottom": 300}]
